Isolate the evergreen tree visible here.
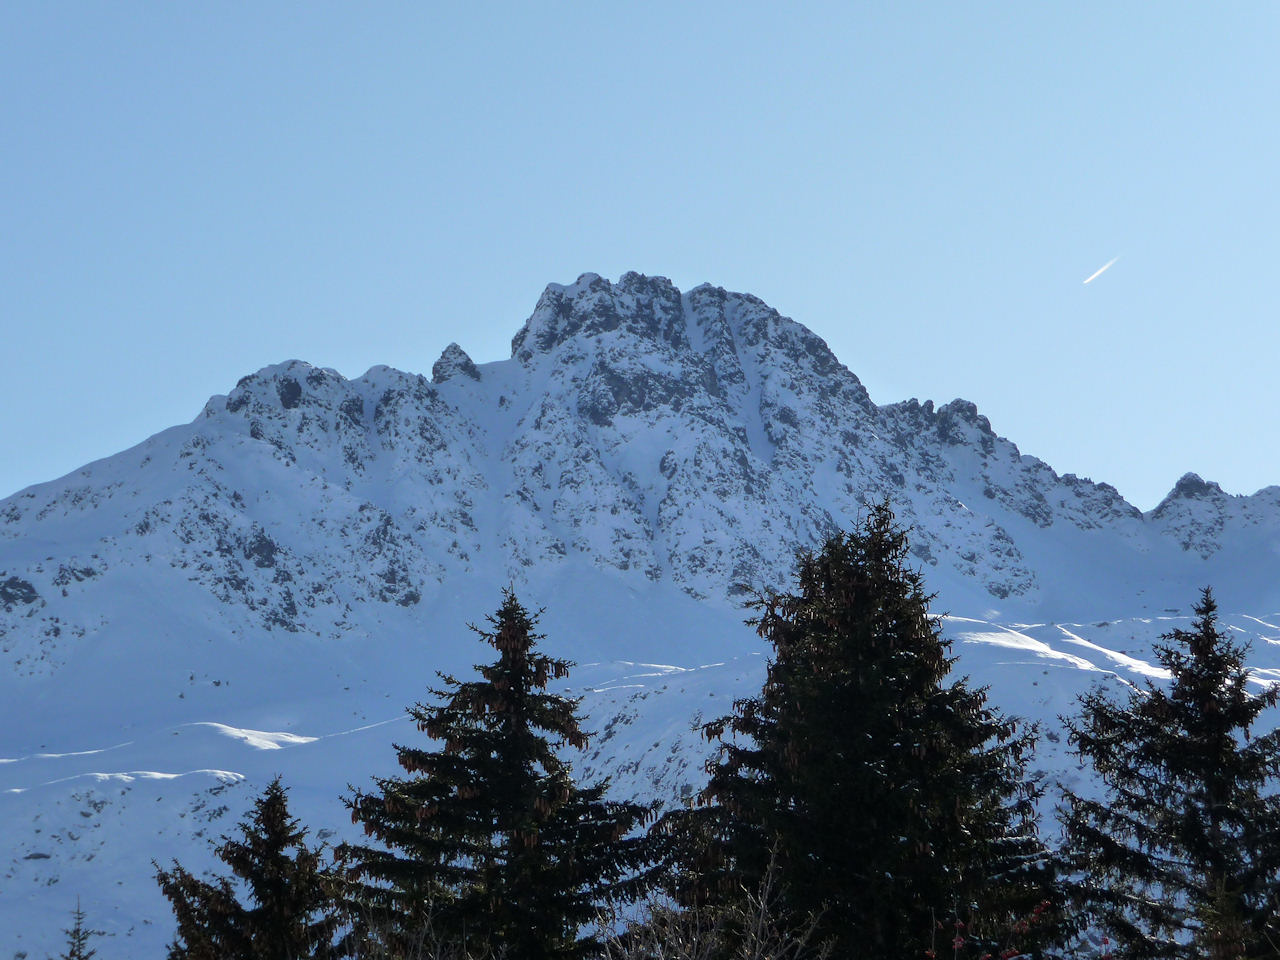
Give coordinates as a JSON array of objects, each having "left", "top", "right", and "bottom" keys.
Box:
[
  {"left": 1060, "top": 588, "right": 1280, "bottom": 959},
  {"left": 51, "top": 899, "right": 97, "bottom": 960},
  {"left": 678, "top": 503, "right": 1054, "bottom": 958},
  {"left": 338, "top": 590, "right": 660, "bottom": 960},
  {"left": 156, "top": 776, "right": 338, "bottom": 960}
]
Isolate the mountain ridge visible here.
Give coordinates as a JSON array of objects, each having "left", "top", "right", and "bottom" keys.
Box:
[
  {"left": 5, "top": 272, "right": 1275, "bottom": 633},
  {"left": 2, "top": 272, "right": 1278, "bottom": 957}
]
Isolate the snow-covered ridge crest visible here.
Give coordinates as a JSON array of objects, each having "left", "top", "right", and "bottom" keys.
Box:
[{"left": 3, "top": 271, "right": 1279, "bottom": 665}]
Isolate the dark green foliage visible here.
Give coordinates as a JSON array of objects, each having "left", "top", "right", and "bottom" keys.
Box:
[
  {"left": 51, "top": 899, "right": 97, "bottom": 960},
  {"left": 677, "top": 503, "right": 1054, "bottom": 958},
  {"left": 1060, "top": 588, "right": 1280, "bottom": 959},
  {"left": 338, "top": 590, "right": 661, "bottom": 960},
  {"left": 155, "top": 776, "right": 338, "bottom": 960}
]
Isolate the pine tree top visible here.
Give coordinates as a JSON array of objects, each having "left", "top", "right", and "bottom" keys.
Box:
[
  {"left": 746, "top": 502, "right": 953, "bottom": 687},
  {"left": 1068, "top": 587, "right": 1280, "bottom": 793},
  {"left": 54, "top": 899, "right": 97, "bottom": 960},
  {"left": 1060, "top": 586, "right": 1280, "bottom": 958},
  {"left": 155, "top": 777, "right": 337, "bottom": 959},
  {"left": 687, "top": 503, "right": 1052, "bottom": 958},
  {"left": 339, "top": 588, "right": 663, "bottom": 960}
]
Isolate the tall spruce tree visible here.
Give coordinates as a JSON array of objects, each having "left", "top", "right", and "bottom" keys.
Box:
[
  {"left": 1060, "top": 588, "right": 1280, "bottom": 959},
  {"left": 682, "top": 503, "right": 1054, "bottom": 959},
  {"left": 155, "top": 776, "right": 338, "bottom": 960},
  {"left": 338, "top": 590, "right": 660, "bottom": 960}
]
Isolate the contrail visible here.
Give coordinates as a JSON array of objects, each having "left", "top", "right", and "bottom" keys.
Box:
[{"left": 1083, "top": 256, "right": 1120, "bottom": 285}]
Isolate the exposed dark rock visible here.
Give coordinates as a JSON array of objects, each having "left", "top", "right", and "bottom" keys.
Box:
[
  {"left": 277, "top": 377, "right": 303, "bottom": 409},
  {"left": 432, "top": 343, "right": 481, "bottom": 383},
  {"left": 244, "top": 531, "right": 278, "bottom": 569},
  {"left": 339, "top": 396, "right": 364, "bottom": 428},
  {"left": 0, "top": 575, "right": 38, "bottom": 612}
]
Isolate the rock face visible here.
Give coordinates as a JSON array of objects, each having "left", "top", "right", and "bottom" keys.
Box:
[
  {"left": 2, "top": 272, "right": 1279, "bottom": 958},
  {"left": 432, "top": 343, "right": 481, "bottom": 383}
]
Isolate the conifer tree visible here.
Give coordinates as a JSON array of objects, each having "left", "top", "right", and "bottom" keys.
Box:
[
  {"left": 338, "top": 590, "right": 660, "bottom": 960},
  {"left": 1060, "top": 588, "right": 1280, "bottom": 959},
  {"left": 679, "top": 503, "right": 1054, "bottom": 959},
  {"left": 155, "top": 776, "right": 338, "bottom": 960},
  {"left": 51, "top": 899, "right": 97, "bottom": 960}
]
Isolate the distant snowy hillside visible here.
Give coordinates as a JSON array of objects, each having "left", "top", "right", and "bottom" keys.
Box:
[{"left": 3, "top": 272, "right": 1278, "bottom": 958}]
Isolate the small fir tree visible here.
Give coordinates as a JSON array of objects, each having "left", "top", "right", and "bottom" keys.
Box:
[
  {"left": 676, "top": 503, "right": 1055, "bottom": 959},
  {"left": 155, "top": 776, "right": 338, "bottom": 960},
  {"left": 338, "top": 590, "right": 661, "bottom": 960},
  {"left": 1060, "top": 588, "right": 1280, "bottom": 959},
  {"left": 52, "top": 899, "right": 97, "bottom": 960}
]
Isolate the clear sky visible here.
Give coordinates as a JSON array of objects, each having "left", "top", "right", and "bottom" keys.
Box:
[{"left": 2, "top": 3, "right": 1277, "bottom": 510}]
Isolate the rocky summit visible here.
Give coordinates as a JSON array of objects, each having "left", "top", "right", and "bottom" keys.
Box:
[{"left": 2, "top": 272, "right": 1278, "bottom": 957}]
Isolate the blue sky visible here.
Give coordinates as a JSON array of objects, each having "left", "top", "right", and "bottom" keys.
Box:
[{"left": 2, "top": 3, "right": 1276, "bottom": 510}]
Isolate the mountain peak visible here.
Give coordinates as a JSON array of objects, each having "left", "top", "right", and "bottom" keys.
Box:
[
  {"left": 1161, "top": 472, "right": 1227, "bottom": 504},
  {"left": 511, "top": 271, "right": 687, "bottom": 363},
  {"left": 432, "top": 343, "right": 480, "bottom": 384},
  {"left": 935, "top": 398, "right": 996, "bottom": 439},
  {"left": 218, "top": 361, "right": 348, "bottom": 417}
]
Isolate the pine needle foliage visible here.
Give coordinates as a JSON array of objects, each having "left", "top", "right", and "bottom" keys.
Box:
[
  {"left": 155, "top": 776, "right": 338, "bottom": 960},
  {"left": 338, "top": 589, "right": 661, "bottom": 960},
  {"left": 51, "top": 898, "right": 97, "bottom": 960},
  {"left": 678, "top": 503, "right": 1054, "bottom": 959},
  {"left": 1060, "top": 588, "right": 1280, "bottom": 960}
]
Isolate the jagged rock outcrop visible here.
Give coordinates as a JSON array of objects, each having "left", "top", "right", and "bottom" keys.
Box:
[{"left": 432, "top": 343, "right": 481, "bottom": 383}]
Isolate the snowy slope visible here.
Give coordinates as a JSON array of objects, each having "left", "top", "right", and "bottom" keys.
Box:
[{"left": 2, "top": 272, "right": 1278, "bottom": 957}]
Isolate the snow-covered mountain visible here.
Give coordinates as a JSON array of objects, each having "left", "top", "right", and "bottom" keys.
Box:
[{"left": 3, "top": 272, "right": 1278, "bottom": 957}]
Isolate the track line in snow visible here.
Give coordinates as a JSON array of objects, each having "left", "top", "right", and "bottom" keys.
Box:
[
  {"left": 183, "top": 722, "right": 318, "bottom": 750},
  {"left": 5, "top": 768, "right": 245, "bottom": 793},
  {"left": 1054, "top": 626, "right": 1168, "bottom": 680},
  {"left": 1241, "top": 614, "right": 1279, "bottom": 631},
  {"left": 954, "top": 624, "right": 1099, "bottom": 672},
  {"left": 0, "top": 740, "right": 135, "bottom": 765}
]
